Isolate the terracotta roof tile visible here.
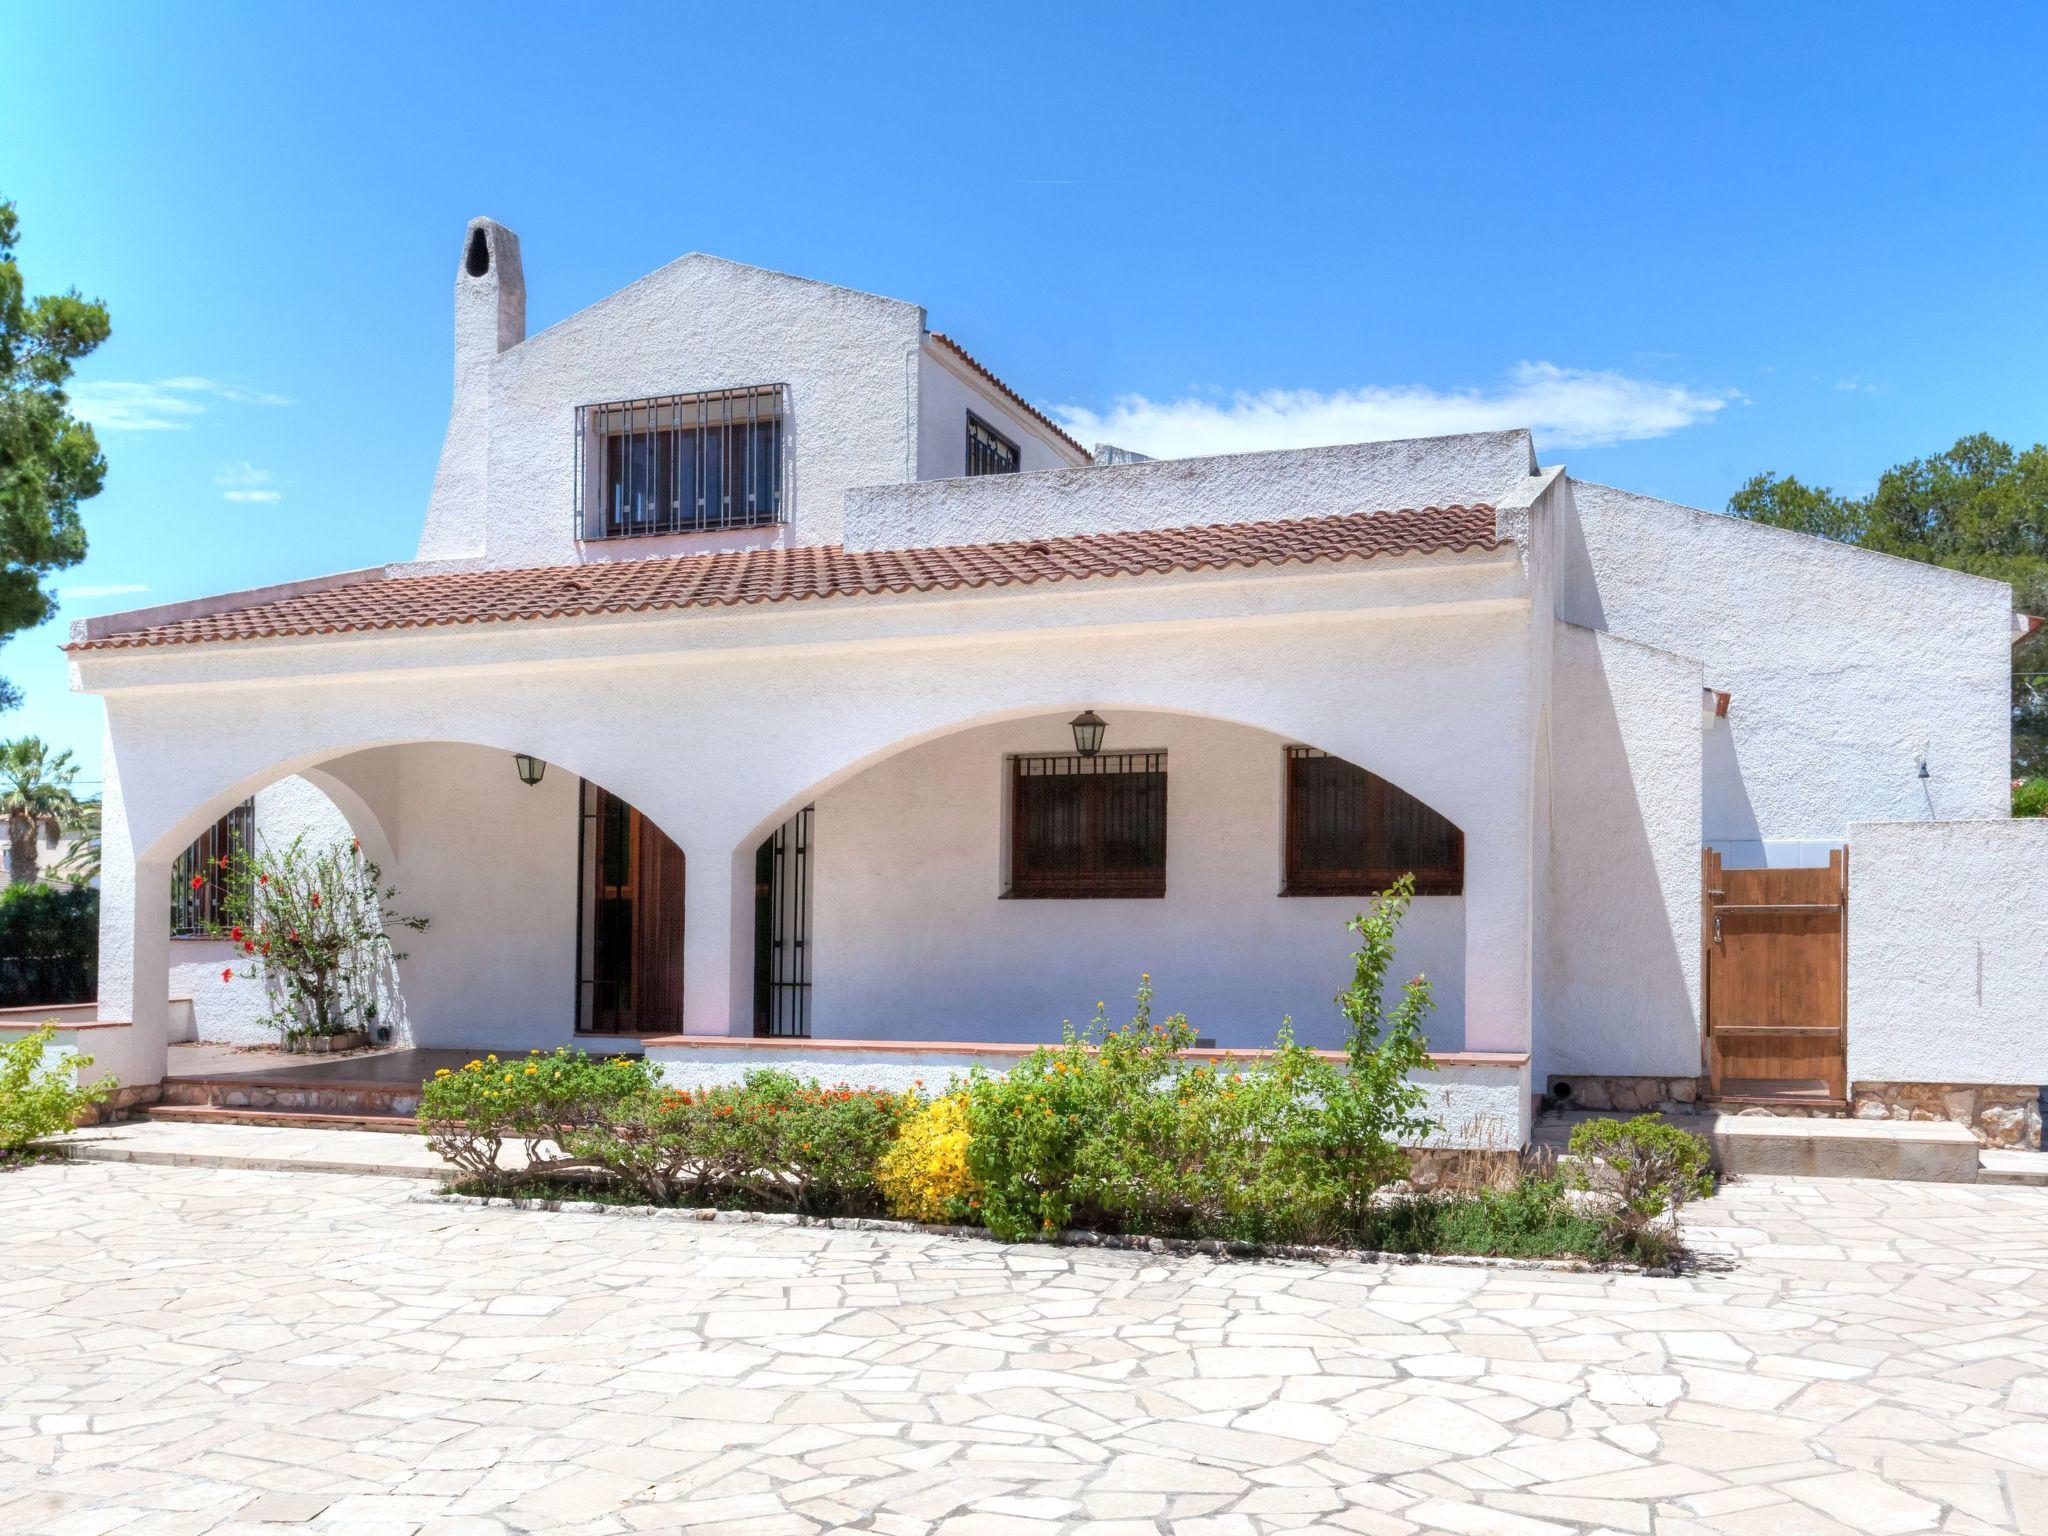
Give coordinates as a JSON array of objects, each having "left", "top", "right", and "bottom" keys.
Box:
[
  {"left": 928, "top": 332, "right": 1092, "bottom": 462},
  {"left": 68, "top": 505, "right": 1502, "bottom": 652}
]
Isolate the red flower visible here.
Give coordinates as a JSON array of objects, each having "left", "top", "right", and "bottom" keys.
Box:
[
  {"left": 351, "top": 837, "right": 360, "bottom": 851},
  {"left": 243, "top": 941, "right": 256, "bottom": 954},
  {"left": 220, "top": 968, "right": 232, "bottom": 983},
  {"left": 258, "top": 874, "right": 268, "bottom": 885},
  {"left": 259, "top": 941, "right": 271, "bottom": 954},
  {"left": 230, "top": 926, "right": 244, "bottom": 942},
  {"left": 188, "top": 875, "right": 204, "bottom": 890},
  {"left": 310, "top": 892, "right": 322, "bottom": 908},
  {"left": 289, "top": 929, "right": 300, "bottom": 942}
]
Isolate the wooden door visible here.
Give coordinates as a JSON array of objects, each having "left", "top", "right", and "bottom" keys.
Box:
[
  {"left": 1702, "top": 848, "right": 1847, "bottom": 1106},
  {"left": 587, "top": 792, "right": 685, "bottom": 1035}
]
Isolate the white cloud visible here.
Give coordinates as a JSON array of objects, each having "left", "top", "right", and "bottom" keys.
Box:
[
  {"left": 1053, "top": 361, "right": 1740, "bottom": 459},
  {"left": 69, "top": 377, "right": 292, "bottom": 432},
  {"left": 215, "top": 460, "right": 283, "bottom": 504},
  {"left": 1834, "top": 376, "right": 1883, "bottom": 395},
  {"left": 56, "top": 582, "right": 150, "bottom": 601}
]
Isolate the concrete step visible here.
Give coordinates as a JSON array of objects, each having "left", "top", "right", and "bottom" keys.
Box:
[
  {"left": 141, "top": 1104, "right": 419, "bottom": 1135},
  {"left": 1979, "top": 1149, "right": 2048, "bottom": 1187},
  {"left": 1537, "top": 1109, "right": 1984, "bottom": 1183},
  {"left": 54, "top": 1118, "right": 467, "bottom": 1180}
]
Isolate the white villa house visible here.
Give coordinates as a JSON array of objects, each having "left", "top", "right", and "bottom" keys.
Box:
[{"left": 46, "top": 218, "right": 2048, "bottom": 1150}]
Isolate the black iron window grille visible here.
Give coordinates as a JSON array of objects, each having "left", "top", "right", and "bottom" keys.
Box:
[
  {"left": 966, "top": 412, "right": 1020, "bottom": 477},
  {"left": 1008, "top": 752, "right": 1167, "bottom": 899},
  {"left": 170, "top": 799, "right": 254, "bottom": 936},
  {"left": 576, "top": 384, "right": 788, "bottom": 540},
  {"left": 1283, "top": 746, "right": 1463, "bottom": 897},
  {"left": 753, "top": 806, "right": 813, "bottom": 1038}
]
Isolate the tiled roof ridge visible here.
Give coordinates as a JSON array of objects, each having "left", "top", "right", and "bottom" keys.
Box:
[
  {"left": 68, "top": 503, "right": 1503, "bottom": 653},
  {"left": 927, "top": 332, "right": 1092, "bottom": 462}
]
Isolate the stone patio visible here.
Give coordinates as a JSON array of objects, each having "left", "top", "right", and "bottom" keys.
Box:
[{"left": 5, "top": 1160, "right": 2048, "bottom": 1536}]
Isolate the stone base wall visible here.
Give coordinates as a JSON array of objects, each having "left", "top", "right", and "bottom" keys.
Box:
[
  {"left": 1545, "top": 1075, "right": 1702, "bottom": 1114},
  {"left": 1852, "top": 1081, "right": 2042, "bottom": 1150},
  {"left": 157, "top": 1080, "right": 422, "bottom": 1117},
  {"left": 76, "top": 1083, "right": 162, "bottom": 1126}
]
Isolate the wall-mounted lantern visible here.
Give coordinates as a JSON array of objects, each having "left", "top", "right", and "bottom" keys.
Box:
[
  {"left": 513, "top": 753, "right": 547, "bottom": 787},
  {"left": 1069, "top": 710, "right": 1107, "bottom": 758}
]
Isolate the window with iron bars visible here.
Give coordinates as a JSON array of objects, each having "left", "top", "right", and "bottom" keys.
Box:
[
  {"left": 575, "top": 384, "right": 787, "bottom": 540},
  {"left": 1282, "top": 747, "right": 1462, "bottom": 897},
  {"left": 966, "top": 412, "right": 1020, "bottom": 477},
  {"left": 171, "top": 799, "right": 254, "bottom": 936},
  {"left": 1007, "top": 752, "right": 1167, "bottom": 899}
]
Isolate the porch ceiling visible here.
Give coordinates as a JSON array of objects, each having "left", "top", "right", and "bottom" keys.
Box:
[{"left": 69, "top": 504, "right": 1503, "bottom": 652}]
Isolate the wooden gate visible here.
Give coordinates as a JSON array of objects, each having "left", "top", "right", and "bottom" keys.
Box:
[{"left": 1702, "top": 848, "right": 1847, "bottom": 1107}]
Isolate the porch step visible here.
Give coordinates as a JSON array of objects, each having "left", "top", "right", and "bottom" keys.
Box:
[
  {"left": 141, "top": 1104, "right": 419, "bottom": 1135},
  {"left": 1538, "top": 1109, "right": 1984, "bottom": 1183},
  {"left": 1979, "top": 1149, "right": 2048, "bottom": 1187}
]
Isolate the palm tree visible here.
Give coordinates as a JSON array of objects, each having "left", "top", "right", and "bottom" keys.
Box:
[
  {"left": 1, "top": 738, "right": 82, "bottom": 887},
  {"left": 46, "top": 796, "right": 100, "bottom": 887}
]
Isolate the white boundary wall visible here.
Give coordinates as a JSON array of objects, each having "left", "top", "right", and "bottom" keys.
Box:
[{"left": 1847, "top": 819, "right": 2048, "bottom": 1087}]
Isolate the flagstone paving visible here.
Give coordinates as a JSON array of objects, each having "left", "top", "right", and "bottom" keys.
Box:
[{"left": 4, "top": 1159, "right": 2048, "bottom": 1536}]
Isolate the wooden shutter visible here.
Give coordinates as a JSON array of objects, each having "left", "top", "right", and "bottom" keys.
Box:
[{"left": 1008, "top": 753, "right": 1166, "bottom": 898}]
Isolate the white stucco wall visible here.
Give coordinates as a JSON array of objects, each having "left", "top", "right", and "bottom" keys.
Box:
[
  {"left": 1540, "top": 625, "right": 1704, "bottom": 1079},
  {"left": 847, "top": 431, "right": 1539, "bottom": 553},
  {"left": 809, "top": 712, "right": 1469, "bottom": 1052},
  {"left": 914, "top": 344, "right": 1081, "bottom": 480},
  {"left": 420, "top": 251, "right": 927, "bottom": 567},
  {"left": 1560, "top": 482, "right": 2012, "bottom": 838},
  {"left": 1846, "top": 819, "right": 2048, "bottom": 1086},
  {"left": 645, "top": 1042, "right": 1530, "bottom": 1149}
]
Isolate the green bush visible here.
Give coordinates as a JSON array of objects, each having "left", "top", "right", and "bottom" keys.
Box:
[
  {"left": 1568, "top": 1113, "right": 1716, "bottom": 1264},
  {"left": 963, "top": 877, "right": 1439, "bottom": 1245},
  {"left": 2016, "top": 777, "right": 2048, "bottom": 817},
  {"left": 1, "top": 1023, "right": 114, "bottom": 1159},
  {"left": 417, "top": 1048, "right": 658, "bottom": 1186},
  {"left": 0, "top": 884, "right": 98, "bottom": 1008},
  {"left": 1370, "top": 1172, "right": 1611, "bottom": 1259},
  {"left": 565, "top": 1071, "right": 916, "bottom": 1214}
]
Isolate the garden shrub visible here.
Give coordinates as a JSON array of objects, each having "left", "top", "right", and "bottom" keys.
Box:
[
  {"left": 2016, "top": 776, "right": 2048, "bottom": 818},
  {"left": 218, "top": 834, "right": 426, "bottom": 1042},
  {"left": 1568, "top": 1113, "right": 1715, "bottom": 1264},
  {"left": 963, "top": 877, "right": 1440, "bottom": 1245},
  {"left": 565, "top": 1071, "right": 916, "bottom": 1215},
  {"left": 876, "top": 1093, "right": 978, "bottom": 1222},
  {"left": 0, "top": 1024, "right": 114, "bottom": 1160},
  {"left": 417, "top": 1048, "right": 658, "bottom": 1186},
  {"left": 0, "top": 883, "right": 98, "bottom": 1008},
  {"left": 1370, "top": 1171, "right": 1611, "bottom": 1259}
]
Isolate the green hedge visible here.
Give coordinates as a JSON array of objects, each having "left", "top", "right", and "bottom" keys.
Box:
[{"left": 0, "top": 884, "right": 97, "bottom": 1008}]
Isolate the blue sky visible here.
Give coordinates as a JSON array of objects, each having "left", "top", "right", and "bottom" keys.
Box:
[{"left": 6, "top": 2, "right": 2046, "bottom": 788}]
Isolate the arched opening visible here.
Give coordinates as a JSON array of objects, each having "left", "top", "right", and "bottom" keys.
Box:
[
  {"left": 136, "top": 742, "right": 690, "bottom": 1057},
  {"left": 464, "top": 226, "right": 491, "bottom": 277},
  {"left": 732, "top": 707, "right": 1469, "bottom": 1053}
]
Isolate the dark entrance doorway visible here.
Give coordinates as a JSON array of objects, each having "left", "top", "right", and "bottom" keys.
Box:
[
  {"left": 753, "top": 806, "right": 813, "bottom": 1037},
  {"left": 577, "top": 782, "right": 686, "bottom": 1035}
]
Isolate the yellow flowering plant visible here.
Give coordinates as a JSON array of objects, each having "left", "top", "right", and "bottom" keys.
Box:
[
  {"left": 876, "top": 1094, "right": 979, "bottom": 1222},
  {"left": 416, "top": 1046, "right": 656, "bottom": 1187}
]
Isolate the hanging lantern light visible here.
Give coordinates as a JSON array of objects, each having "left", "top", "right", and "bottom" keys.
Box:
[
  {"left": 1069, "top": 710, "right": 1107, "bottom": 758},
  {"left": 513, "top": 753, "right": 546, "bottom": 787}
]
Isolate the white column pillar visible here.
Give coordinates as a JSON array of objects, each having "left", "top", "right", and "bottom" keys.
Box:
[
  {"left": 681, "top": 842, "right": 753, "bottom": 1036},
  {"left": 1460, "top": 828, "right": 1534, "bottom": 1058}
]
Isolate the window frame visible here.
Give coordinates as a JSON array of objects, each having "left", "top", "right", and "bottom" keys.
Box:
[
  {"left": 170, "top": 799, "right": 255, "bottom": 937},
  {"left": 575, "top": 383, "right": 789, "bottom": 541},
  {"left": 965, "top": 411, "right": 1021, "bottom": 477},
  {"left": 1281, "top": 747, "right": 1463, "bottom": 898},
  {"left": 1005, "top": 751, "right": 1168, "bottom": 900}
]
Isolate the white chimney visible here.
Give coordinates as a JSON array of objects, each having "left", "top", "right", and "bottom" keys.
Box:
[{"left": 419, "top": 218, "right": 525, "bottom": 562}]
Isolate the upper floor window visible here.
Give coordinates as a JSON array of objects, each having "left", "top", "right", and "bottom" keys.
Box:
[
  {"left": 1007, "top": 752, "right": 1166, "bottom": 899},
  {"left": 1283, "top": 747, "right": 1462, "bottom": 896},
  {"left": 577, "top": 385, "right": 786, "bottom": 540},
  {"left": 171, "top": 799, "right": 254, "bottom": 936},
  {"left": 966, "top": 412, "right": 1020, "bottom": 477}
]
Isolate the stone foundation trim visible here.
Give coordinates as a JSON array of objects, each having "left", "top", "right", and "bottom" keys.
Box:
[
  {"left": 1544, "top": 1074, "right": 1703, "bottom": 1114},
  {"left": 1852, "top": 1081, "right": 2044, "bottom": 1150},
  {"left": 416, "top": 1192, "right": 1672, "bottom": 1274}
]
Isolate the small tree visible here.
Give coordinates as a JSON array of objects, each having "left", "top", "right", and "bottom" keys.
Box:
[
  {"left": 217, "top": 835, "right": 426, "bottom": 1041},
  {"left": 1314, "top": 873, "right": 1440, "bottom": 1220}
]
